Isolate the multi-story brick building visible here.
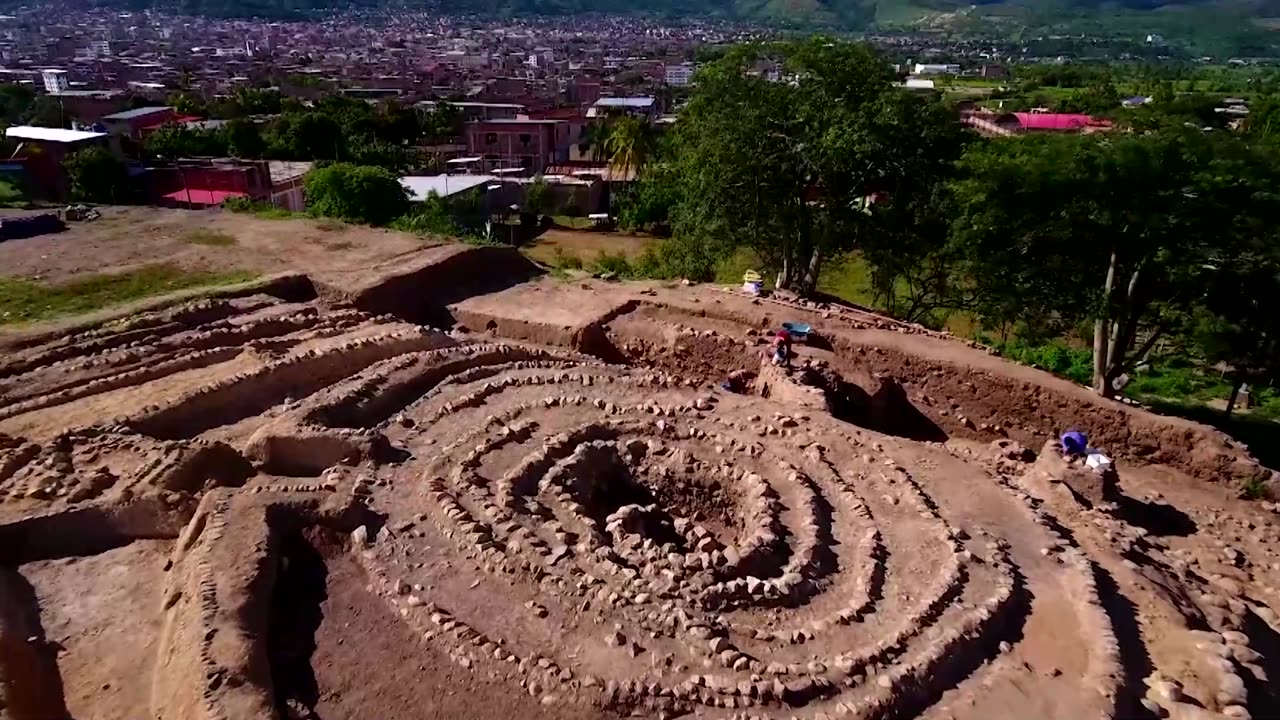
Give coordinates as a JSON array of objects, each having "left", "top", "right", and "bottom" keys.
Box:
[{"left": 465, "top": 118, "right": 569, "bottom": 174}]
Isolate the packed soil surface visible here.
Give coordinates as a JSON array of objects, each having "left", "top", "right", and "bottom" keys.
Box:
[
  {"left": 306, "top": 538, "right": 619, "bottom": 720},
  {"left": 18, "top": 540, "right": 171, "bottom": 720},
  {"left": 0, "top": 236, "right": 1278, "bottom": 720},
  {"left": 0, "top": 206, "right": 426, "bottom": 288}
]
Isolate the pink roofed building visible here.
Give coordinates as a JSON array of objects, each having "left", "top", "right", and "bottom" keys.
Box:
[{"left": 996, "top": 112, "right": 1114, "bottom": 134}]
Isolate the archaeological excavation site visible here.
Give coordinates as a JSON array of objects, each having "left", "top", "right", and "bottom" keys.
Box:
[{"left": 4, "top": 243, "right": 1280, "bottom": 720}]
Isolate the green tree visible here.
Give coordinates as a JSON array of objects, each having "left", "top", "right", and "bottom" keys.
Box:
[
  {"left": 617, "top": 160, "right": 680, "bottom": 234},
  {"left": 1246, "top": 95, "right": 1280, "bottom": 144},
  {"left": 213, "top": 87, "right": 283, "bottom": 119},
  {"left": 30, "top": 96, "right": 72, "bottom": 128},
  {"left": 856, "top": 180, "right": 963, "bottom": 327},
  {"left": 420, "top": 101, "right": 462, "bottom": 143},
  {"left": 1197, "top": 256, "right": 1280, "bottom": 417},
  {"left": 169, "top": 92, "right": 208, "bottom": 117},
  {"left": 578, "top": 122, "right": 611, "bottom": 163},
  {"left": 303, "top": 163, "right": 409, "bottom": 226},
  {"left": 1126, "top": 92, "right": 1227, "bottom": 132},
  {"left": 604, "top": 117, "right": 657, "bottom": 178},
  {"left": 1193, "top": 165, "right": 1280, "bottom": 416},
  {"left": 951, "top": 130, "right": 1280, "bottom": 398},
  {"left": 145, "top": 125, "right": 229, "bottom": 159},
  {"left": 226, "top": 118, "right": 266, "bottom": 158},
  {"left": 64, "top": 146, "right": 131, "bottom": 204},
  {"left": 391, "top": 192, "right": 464, "bottom": 237},
  {"left": 373, "top": 100, "right": 425, "bottom": 145},
  {"left": 0, "top": 84, "right": 35, "bottom": 125},
  {"left": 524, "top": 176, "right": 553, "bottom": 217},
  {"left": 667, "top": 38, "right": 966, "bottom": 294},
  {"left": 267, "top": 112, "right": 345, "bottom": 160}
]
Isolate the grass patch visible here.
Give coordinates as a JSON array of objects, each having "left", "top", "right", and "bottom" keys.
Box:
[
  {"left": 817, "top": 253, "right": 877, "bottom": 307},
  {"left": 1240, "top": 476, "right": 1269, "bottom": 500},
  {"left": 222, "top": 197, "right": 302, "bottom": 220},
  {"left": 591, "top": 251, "right": 635, "bottom": 277},
  {"left": 978, "top": 336, "right": 1095, "bottom": 386},
  {"left": 521, "top": 231, "right": 656, "bottom": 268},
  {"left": 253, "top": 207, "right": 301, "bottom": 220},
  {"left": 0, "top": 265, "right": 258, "bottom": 326},
  {"left": 551, "top": 215, "right": 593, "bottom": 230},
  {"left": 184, "top": 229, "right": 238, "bottom": 247},
  {"left": 0, "top": 178, "right": 28, "bottom": 208},
  {"left": 714, "top": 248, "right": 767, "bottom": 286},
  {"left": 711, "top": 249, "right": 878, "bottom": 308},
  {"left": 550, "top": 247, "right": 584, "bottom": 270}
]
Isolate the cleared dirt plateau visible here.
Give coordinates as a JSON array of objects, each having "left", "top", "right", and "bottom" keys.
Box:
[{"left": 1, "top": 244, "right": 1280, "bottom": 720}]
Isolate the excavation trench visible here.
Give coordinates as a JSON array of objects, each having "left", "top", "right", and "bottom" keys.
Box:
[
  {"left": 267, "top": 527, "right": 333, "bottom": 719},
  {"left": 807, "top": 366, "right": 949, "bottom": 443}
]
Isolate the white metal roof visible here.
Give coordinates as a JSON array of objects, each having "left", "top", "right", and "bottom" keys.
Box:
[
  {"left": 593, "top": 97, "right": 655, "bottom": 108},
  {"left": 101, "top": 106, "right": 171, "bottom": 121},
  {"left": 400, "top": 174, "right": 497, "bottom": 201},
  {"left": 5, "top": 125, "right": 107, "bottom": 143},
  {"left": 445, "top": 156, "right": 483, "bottom": 164}
]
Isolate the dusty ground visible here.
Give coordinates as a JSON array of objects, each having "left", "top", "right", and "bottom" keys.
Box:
[
  {"left": 0, "top": 206, "right": 426, "bottom": 288},
  {"left": 1, "top": 239, "right": 1279, "bottom": 720}
]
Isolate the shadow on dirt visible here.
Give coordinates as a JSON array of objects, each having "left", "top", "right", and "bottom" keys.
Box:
[
  {"left": 269, "top": 528, "right": 333, "bottom": 720},
  {"left": 1240, "top": 607, "right": 1280, "bottom": 718},
  {"left": 1094, "top": 564, "right": 1160, "bottom": 719},
  {"left": 0, "top": 566, "right": 72, "bottom": 720},
  {"left": 1114, "top": 494, "right": 1198, "bottom": 537},
  {"left": 815, "top": 369, "right": 949, "bottom": 443},
  {"left": 352, "top": 247, "right": 544, "bottom": 329}
]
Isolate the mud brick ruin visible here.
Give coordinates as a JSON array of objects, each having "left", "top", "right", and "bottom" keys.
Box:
[{"left": 2, "top": 245, "right": 1279, "bottom": 720}]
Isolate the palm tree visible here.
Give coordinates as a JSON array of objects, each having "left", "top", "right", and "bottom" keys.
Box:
[
  {"left": 578, "top": 122, "right": 610, "bottom": 163},
  {"left": 603, "top": 117, "right": 656, "bottom": 179}
]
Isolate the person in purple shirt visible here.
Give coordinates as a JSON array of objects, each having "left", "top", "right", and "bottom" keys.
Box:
[{"left": 1061, "top": 430, "right": 1088, "bottom": 457}]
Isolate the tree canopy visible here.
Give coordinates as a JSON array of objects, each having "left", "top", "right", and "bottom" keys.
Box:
[
  {"left": 661, "top": 38, "right": 968, "bottom": 293},
  {"left": 303, "top": 163, "right": 410, "bottom": 225},
  {"left": 949, "top": 130, "right": 1280, "bottom": 396},
  {"left": 139, "top": 95, "right": 464, "bottom": 173},
  {"left": 65, "top": 147, "right": 132, "bottom": 204}
]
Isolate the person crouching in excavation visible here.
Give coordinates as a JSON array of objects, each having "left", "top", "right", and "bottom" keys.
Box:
[{"left": 770, "top": 330, "right": 793, "bottom": 368}]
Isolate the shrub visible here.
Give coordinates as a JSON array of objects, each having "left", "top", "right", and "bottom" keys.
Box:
[
  {"left": 304, "top": 163, "right": 409, "bottom": 226},
  {"left": 1241, "top": 477, "right": 1269, "bottom": 501},
  {"left": 64, "top": 147, "right": 133, "bottom": 204},
  {"left": 591, "top": 251, "right": 634, "bottom": 277},
  {"left": 551, "top": 247, "right": 584, "bottom": 270},
  {"left": 976, "top": 336, "right": 1093, "bottom": 386},
  {"left": 222, "top": 197, "right": 297, "bottom": 219}
]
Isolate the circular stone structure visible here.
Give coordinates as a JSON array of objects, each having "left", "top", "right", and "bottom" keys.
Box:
[{"left": 0, "top": 268, "right": 1279, "bottom": 720}]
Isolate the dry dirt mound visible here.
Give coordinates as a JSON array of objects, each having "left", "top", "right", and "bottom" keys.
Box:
[{"left": 1, "top": 265, "right": 1279, "bottom": 720}]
